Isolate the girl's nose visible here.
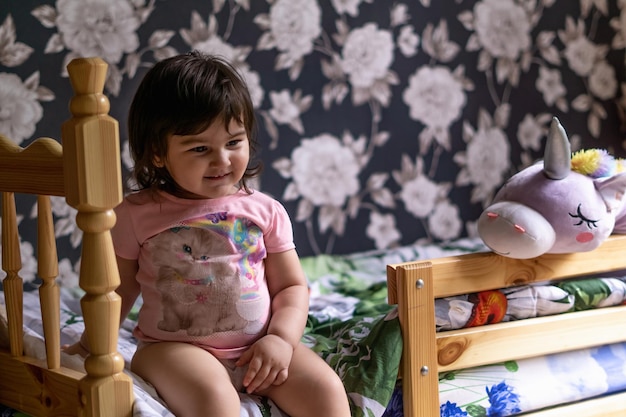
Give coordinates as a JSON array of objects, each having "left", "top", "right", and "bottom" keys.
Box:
[{"left": 209, "top": 150, "right": 228, "bottom": 166}]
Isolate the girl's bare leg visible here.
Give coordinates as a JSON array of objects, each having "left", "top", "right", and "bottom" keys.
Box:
[
  {"left": 259, "top": 343, "right": 351, "bottom": 417},
  {"left": 131, "top": 342, "right": 240, "bottom": 417}
]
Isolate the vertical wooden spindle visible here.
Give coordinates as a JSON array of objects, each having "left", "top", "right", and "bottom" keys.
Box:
[
  {"left": 1, "top": 192, "right": 23, "bottom": 357},
  {"left": 37, "top": 194, "right": 61, "bottom": 369},
  {"left": 62, "top": 57, "right": 133, "bottom": 417}
]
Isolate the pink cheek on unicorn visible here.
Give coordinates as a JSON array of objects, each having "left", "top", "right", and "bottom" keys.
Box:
[{"left": 576, "top": 231, "right": 595, "bottom": 243}]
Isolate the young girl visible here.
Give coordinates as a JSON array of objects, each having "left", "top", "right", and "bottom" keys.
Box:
[{"left": 68, "top": 51, "right": 351, "bottom": 417}]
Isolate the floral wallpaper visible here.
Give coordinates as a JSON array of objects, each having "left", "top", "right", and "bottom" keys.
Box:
[{"left": 1, "top": 0, "right": 626, "bottom": 288}]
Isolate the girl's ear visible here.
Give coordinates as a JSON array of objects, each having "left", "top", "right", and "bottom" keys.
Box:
[{"left": 153, "top": 155, "right": 164, "bottom": 168}]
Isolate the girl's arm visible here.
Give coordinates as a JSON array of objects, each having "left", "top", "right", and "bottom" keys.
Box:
[
  {"left": 264, "top": 248, "right": 309, "bottom": 348},
  {"left": 116, "top": 255, "right": 141, "bottom": 321},
  {"left": 236, "top": 248, "right": 309, "bottom": 393}
]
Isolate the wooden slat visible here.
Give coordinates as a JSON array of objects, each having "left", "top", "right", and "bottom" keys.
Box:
[
  {"left": 437, "top": 305, "right": 626, "bottom": 372},
  {"left": 0, "top": 137, "right": 64, "bottom": 196},
  {"left": 429, "top": 235, "right": 626, "bottom": 298},
  {"left": 0, "top": 350, "right": 83, "bottom": 417}
]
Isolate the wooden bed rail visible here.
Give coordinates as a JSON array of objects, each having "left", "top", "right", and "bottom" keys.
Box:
[
  {"left": 387, "top": 234, "right": 626, "bottom": 417},
  {"left": 0, "top": 57, "right": 133, "bottom": 417}
]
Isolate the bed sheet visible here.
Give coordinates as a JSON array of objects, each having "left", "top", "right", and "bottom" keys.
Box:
[
  {"left": 382, "top": 341, "right": 626, "bottom": 417},
  {"left": 0, "top": 289, "right": 400, "bottom": 417},
  {"left": 5, "top": 237, "right": 624, "bottom": 417},
  {"left": 0, "top": 238, "right": 486, "bottom": 417}
]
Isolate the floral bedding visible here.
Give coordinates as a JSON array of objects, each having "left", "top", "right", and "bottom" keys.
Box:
[
  {"left": 0, "top": 238, "right": 484, "bottom": 417},
  {"left": 0, "top": 283, "right": 401, "bottom": 417},
  {"left": 2, "top": 238, "right": 626, "bottom": 417},
  {"left": 381, "top": 341, "right": 626, "bottom": 417}
]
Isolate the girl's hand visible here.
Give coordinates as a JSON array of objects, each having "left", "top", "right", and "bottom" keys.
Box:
[{"left": 236, "top": 334, "right": 293, "bottom": 393}]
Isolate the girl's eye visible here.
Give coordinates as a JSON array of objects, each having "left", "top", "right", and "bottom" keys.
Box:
[
  {"left": 227, "top": 139, "right": 242, "bottom": 147},
  {"left": 191, "top": 146, "right": 207, "bottom": 153}
]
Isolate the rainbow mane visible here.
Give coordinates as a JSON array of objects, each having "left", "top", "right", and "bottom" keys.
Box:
[{"left": 570, "top": 149, "right": 623, "bottom": 178}]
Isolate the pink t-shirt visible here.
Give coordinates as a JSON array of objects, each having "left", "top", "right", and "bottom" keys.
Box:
[{"left": 111, "top": 189, "right": 295, "bottom": 359}]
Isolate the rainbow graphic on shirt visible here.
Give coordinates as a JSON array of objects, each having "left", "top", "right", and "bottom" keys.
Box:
[{"left": 182, "top": 213, "right": 266, "bottom": 300}]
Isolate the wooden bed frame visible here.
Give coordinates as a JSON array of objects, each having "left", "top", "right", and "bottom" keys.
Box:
[
  {"left": 387, "top": 234, "right": 626, "bottom": 417},
  {"left": 0, "top": 58, "right": 134, "bottom": 416},
  {"left": 1, "top": 56, "right": 625, "bottom": 417}
]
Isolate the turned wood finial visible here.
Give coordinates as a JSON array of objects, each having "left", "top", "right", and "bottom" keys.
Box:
[
  {"left": 66, "top": 57, "right": 110, "bottom": 116},
  {"left": 62, "top": 57, "right": 122, "bottom": 211}
]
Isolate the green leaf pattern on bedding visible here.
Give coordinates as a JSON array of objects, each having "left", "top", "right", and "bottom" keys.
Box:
[{"left": 301, "top": 254, "right": 402, "bottom": 417}]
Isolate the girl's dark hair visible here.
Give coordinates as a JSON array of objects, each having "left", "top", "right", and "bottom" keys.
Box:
[{"left": 127, "top": 50, "right": 262, "bottom": 195}]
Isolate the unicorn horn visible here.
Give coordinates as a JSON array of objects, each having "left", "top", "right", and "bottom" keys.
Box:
[{"left": 543, "top": 117, "right": 571, "bottom": 180}]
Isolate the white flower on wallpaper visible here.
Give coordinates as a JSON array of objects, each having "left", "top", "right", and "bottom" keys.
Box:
[
  {"left": 54, "top": 0, "right": 140, "bottom": 64},
  {"left": 455, "top": 109, "right": 511, "bottom": 204},
  {"left": 340, "top": 24, "right": 394, "bottom": 89},
  {"left": 240, "top": 67, "right": 264, "bottom": 109},
  {"left": 588, "top": 60, "right": 617, "bottom": 100},
  {"left": 463, "top": 0, "right": 532, "bottom": 86},
  {"left": 331, "top": 0, "right": 372, "bottom": 17},
  {"left": 390, "top": 3, "right": 411, "bottom": 27},
  {"left": 365, "top": 212, "right": 400, "bottom": 250},
  {"left": 268, "top": 90, "right": 312, "bottom": 135},
  {"left": 400, "top": 176, "right": 441, "bottom": 219},
  {"left": 517, "top": 113, "right": 550, "bottom": 152},
  {"left": 0, "top": 14, "right": 50, "bottom": 144},
  {"left": 274, "top": 133, "right": 365, "bottom": 238},
  {"left": 536, "top": 66, "right": 568, "bottom": 111},
  {"left": 561, "top": 18, "right": 603, "bottom": 77},
  {"left": 558, "top": 15, "right": 617, "bottom": 137},
  {"left": 394, "top": 155, "right": 450, "bottom": 218},
  {"left": 397, "top": 26, "right": 419, "bottom": 57},
  {"left": 181, "top": 10, "right": 264, "bottom": 109},
  {"left": 339, "top": 23, "right": 397, "bottom": 107},
  {"left": 180, "top": 11, "right": 250, "bottom": 64},
  {"left": 284, "top": 134, "right": 360, "bottom": 207},
  {"left": 256, "top": 0, "right": 322, "bottom": 80},
  {"left": 428, "top": 200, "right": 462, "bottom": 241},
  {"left": 0, "top": 72, "right": 53, "bottom": 145},
  {"left": 473, "top": 0, "right": 531, "bottom": 60},
  {"left": 610, "top": 6, "right": 626, "bottom": 48},
  {"left": 32, "top": 0, "right": 161, "bottom": 96},
  {"left": 0, "top": 15, "right": 33, "bottom": 67},
  {"left": 402, "top": 65, "right": 469, "bottom": 152}
]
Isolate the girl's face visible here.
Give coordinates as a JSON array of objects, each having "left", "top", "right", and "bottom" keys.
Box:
[{"left": 158, "top": 118, "right": 250, "bottom": 199}]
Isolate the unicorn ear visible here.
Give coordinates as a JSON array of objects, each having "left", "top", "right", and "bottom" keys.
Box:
[
  {"left": 595, "top": 172, "right": 626, "bottom": 212},
  {"left": 543, "top": 117, "right": 571, "bottom": 180}
]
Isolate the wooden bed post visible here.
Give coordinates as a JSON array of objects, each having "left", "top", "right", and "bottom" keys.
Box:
[
  {"left": 61, "top": 57, "right": 134, "bottom": 417},
  {"left": 393, "top": 262, "right": 440, "bottom": 417}
]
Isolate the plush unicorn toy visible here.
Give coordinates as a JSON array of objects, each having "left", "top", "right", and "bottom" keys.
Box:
[{"left": 477, "top": 117, "right": 626, "bottom": 259}]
